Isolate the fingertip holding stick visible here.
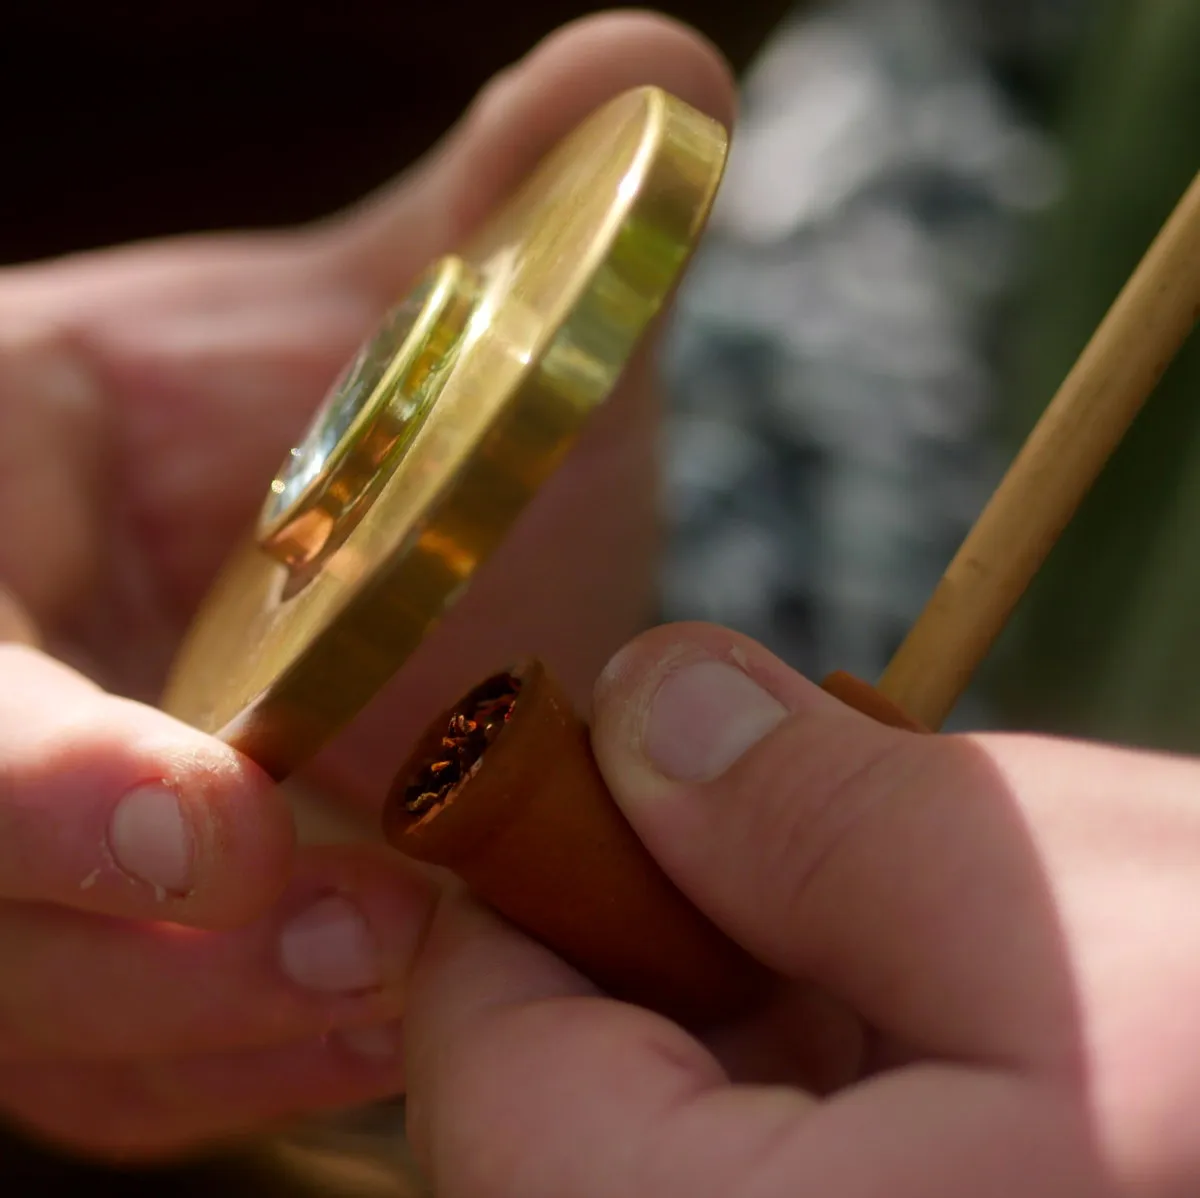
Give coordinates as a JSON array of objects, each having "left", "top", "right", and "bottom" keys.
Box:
[{"left": 383, "top": 659, "right": 774, "bottom": 1027}]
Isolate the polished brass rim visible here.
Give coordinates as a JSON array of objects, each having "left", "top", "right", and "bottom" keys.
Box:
[
  {"left": 257, "top": 255, "right": 479, "bottom": 573},
  {"left": 163, "top": 87, "right": 729, "bottom": 779}
]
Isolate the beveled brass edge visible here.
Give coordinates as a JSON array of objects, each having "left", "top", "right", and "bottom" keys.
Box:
[
  {"left": 207, "top": 90, "right": 729, "bottom": 777},
  {"left": 255, "top": 255, "right": 471, "bottom": 549}
]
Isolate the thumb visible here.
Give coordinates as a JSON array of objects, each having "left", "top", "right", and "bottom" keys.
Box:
[{"left": 590, "top": 623, "right": 1080, "bottom": 1071}]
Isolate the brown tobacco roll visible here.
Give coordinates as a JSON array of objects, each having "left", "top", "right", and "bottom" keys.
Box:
[{"left": 383, "top": 659, "right": 774, "bottom": 1028}]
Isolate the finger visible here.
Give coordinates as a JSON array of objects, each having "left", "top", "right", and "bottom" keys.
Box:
[
  {"left": 405, "top": 895, "right": 1098, "bottom": 1198},
  {"left": 402, "top": 890, "right": 731, "bottom": 1193},
  {"left": 0, "top": 1022, "right": 407, "bottom": 1163},
  {"left": 0, "top": 644, "right": 293, "bottom": 927},
  {"left": 0, "top": 845, "right": 432, "bottom": 1061},
  {"left": 405, "top": 894, "right": 1104, "bottom": 1198},
  {"left": 328, "top": 11, "right": 735, "bottom": 297},
  {"left": 588, "top": 622, "right": 1177, "bottom": 1073}
]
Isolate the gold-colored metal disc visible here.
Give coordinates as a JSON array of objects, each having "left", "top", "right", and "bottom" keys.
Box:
[{"left": 162, "top": 86, "right": 728, "bottom": 778}]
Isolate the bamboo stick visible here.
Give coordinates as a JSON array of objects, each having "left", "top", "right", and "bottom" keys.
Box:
[{"left": 879, "top": 169, "right": 1200, "bottom": 730}]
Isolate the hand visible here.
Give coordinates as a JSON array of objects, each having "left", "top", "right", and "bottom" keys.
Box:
[
  {"left": 0, "top": 11, "right": 734, "bottom": 805},
  {"left": 405, "top": 621, "right": 1200, "bottom": 1197},
  {"left": 0, "top": 16, "right": 734, "bottom": 1160}
]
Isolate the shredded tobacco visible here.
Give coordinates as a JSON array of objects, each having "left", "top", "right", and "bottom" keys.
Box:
[{"left": 402, "top": 672, "right": 520, "bottom": 815}]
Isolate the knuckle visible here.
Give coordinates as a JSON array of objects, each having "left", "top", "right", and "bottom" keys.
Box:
[{"left": 747, "top": 723, "right": 931, "bottom": 930}]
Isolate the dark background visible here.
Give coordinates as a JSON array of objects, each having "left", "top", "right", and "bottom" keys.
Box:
[{"left": 0, "top": 0, "right": 793, "bottom": 264}]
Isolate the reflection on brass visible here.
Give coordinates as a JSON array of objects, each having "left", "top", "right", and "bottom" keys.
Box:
[
  {"left": 162, "top": 87, "right": 729, "bottom": 783},
  {"left": 257, "top": 256, "right": 480, "bottom": 575}
]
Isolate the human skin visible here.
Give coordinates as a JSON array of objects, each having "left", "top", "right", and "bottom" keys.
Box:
[
  {"left": 404, "top": 622, "right": 1200, "bottom": 1198},
  {"left": 0, "top": 14, "right": 735, "bottom": 1158}
]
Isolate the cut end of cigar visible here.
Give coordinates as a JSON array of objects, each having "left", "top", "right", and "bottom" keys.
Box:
[
  {"left": 395, "top": 668, "right": 524, "bottom": 821},
  {"left": 382, "top": 657, "right": 774, "bottom": 1026}
]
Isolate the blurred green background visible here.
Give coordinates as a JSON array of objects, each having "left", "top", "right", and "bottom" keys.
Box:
[
  {"left": 992, "top": 0, "right": 1200, "bottom": 750},
  {"left": 660, "top": 0, "right": 1200, "bottom": 751}
]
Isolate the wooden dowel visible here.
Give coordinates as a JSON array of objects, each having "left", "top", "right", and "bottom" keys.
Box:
[{"left": 879, "top": 169, "right": 1200, "bottom": 731}]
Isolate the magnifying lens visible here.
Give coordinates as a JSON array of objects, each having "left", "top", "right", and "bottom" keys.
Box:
[{"left": 163, "top": 87, "right": 729, "bottom": 782}]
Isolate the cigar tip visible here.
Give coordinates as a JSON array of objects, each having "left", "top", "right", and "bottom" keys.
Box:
[{"left": 385, "top": 660, "right": 549, "bottom": 839}]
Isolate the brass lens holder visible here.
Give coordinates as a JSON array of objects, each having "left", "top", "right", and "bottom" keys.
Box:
[
  {"left": 258, "top": 256, "right": 479, "bottom": 577},
  {"left": 163, "top": 87, "right": 729, "bottom": 779}
]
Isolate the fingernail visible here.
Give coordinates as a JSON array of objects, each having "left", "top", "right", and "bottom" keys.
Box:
[
  {"left": 337, "top": 1021, "right": 404, "bottom": 1061},
  {"left": 645, "top": 658, "right": 787, "bottom": 782},
  {"left": 280, "top": 895, "right": 381, "bottom": 995},
  {"left": 109, "top": 785, "right": 194, "bottom": 895}
]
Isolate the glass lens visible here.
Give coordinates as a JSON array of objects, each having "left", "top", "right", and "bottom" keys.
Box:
[{"left": 263, "top": 278, "right": 433, "bottom": 525}]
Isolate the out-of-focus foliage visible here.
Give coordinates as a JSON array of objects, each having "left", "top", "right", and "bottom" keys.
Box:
[
  {"left": 992, "top": 0, "right": 1200, "bottom": 748},
  {"left": 662, "top": 0, "right": 1088, "bottom": 726},
  {"left": 666, "top": 0, "right": 1200, "bottom": 747}
]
